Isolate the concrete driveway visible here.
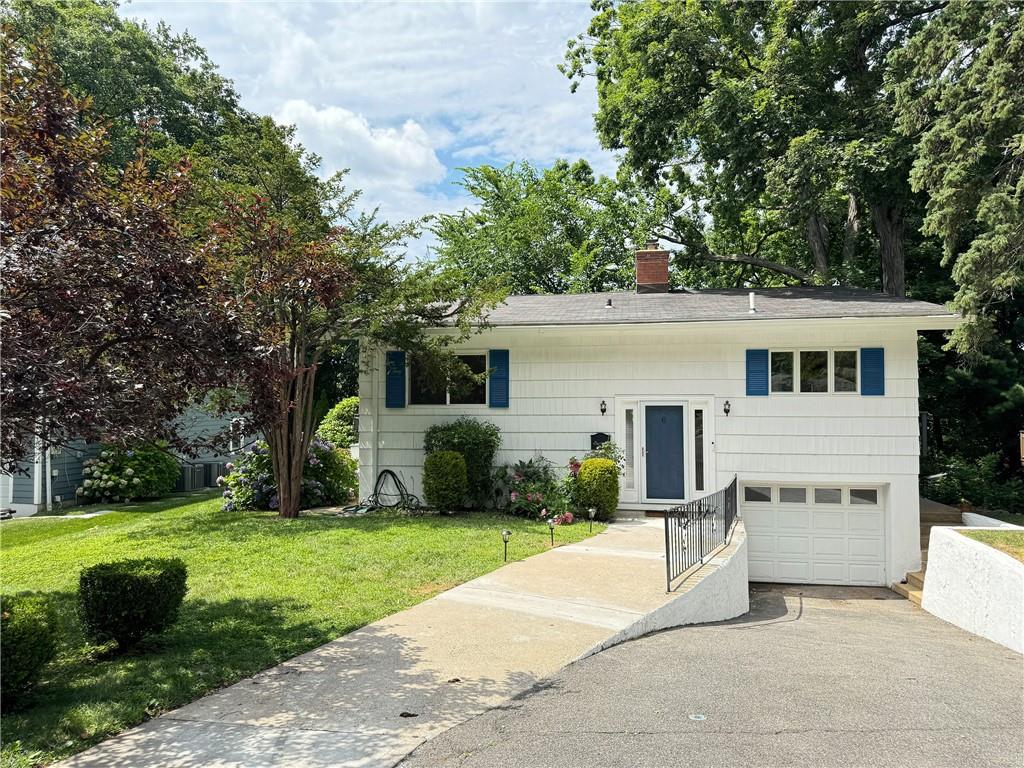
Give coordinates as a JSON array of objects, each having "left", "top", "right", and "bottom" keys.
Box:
[{"left": 401, "top": 585, "right": 1024, "bottom": 768}]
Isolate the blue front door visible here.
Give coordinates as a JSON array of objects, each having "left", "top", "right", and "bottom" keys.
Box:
[{"left": 645, "top": 405, "right": 685, "bottom": 499}]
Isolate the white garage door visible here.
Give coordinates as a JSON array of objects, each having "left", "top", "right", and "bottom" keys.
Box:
[{"left": 742, "top": 484, "right": 886, "bottom": 586}]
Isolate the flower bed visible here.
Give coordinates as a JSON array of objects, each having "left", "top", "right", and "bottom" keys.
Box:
[{"left": 219, "top": 438, "right": 357, "bottom": 512}]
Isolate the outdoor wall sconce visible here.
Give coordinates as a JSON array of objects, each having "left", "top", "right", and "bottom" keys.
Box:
[
  {"left": 600, "top": 400, "right": 607, "bottom": 415},
  {"left": 548, "top": 517, "right": 555, "bottom": 546},
  {"left": 588, "top": 507, "right": 597, "bottom": 533},
  {"left": 723, "top": 400, "right": 731, "bottom": 417},
  {"left": 501, "top": 529, "right": 511, "bottom": 562}
]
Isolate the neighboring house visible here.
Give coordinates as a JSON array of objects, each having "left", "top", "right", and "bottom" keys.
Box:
[
  {"left": 2, "top": 407, "right": 244, "bottom": 515},
  {"left": 358, "top": 242, "right": 959, "bottom": 588}
]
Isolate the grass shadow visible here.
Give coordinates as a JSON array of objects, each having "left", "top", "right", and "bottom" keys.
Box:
[{"left": 1, "top": 591, "right": 335, "bottom": 762}]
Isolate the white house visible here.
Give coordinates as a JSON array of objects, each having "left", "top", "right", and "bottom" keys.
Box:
[{"left": 358, "top": 244, "right": 958, "bottom": 588}]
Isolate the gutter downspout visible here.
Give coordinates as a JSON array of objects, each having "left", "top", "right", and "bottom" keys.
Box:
[
  {"left": 45, "top": 447, "right": 53, "bottom": 513},
  {"left": 371, "top": 348, "right": 380, "bottom": 496}
]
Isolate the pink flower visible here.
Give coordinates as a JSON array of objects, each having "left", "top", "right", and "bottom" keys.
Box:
[
  {"left": 510, "top": 491, "right": 519, "bottom": 501},
  {"left": 526, "top": 492, "right": 534, "bottom": 502}
]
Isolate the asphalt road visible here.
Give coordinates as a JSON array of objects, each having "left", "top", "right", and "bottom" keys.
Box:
[{"left": 401, "top": 584, "right": 1024, "bottom": 768}]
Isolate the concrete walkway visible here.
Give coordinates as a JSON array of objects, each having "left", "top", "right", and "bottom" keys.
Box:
[{"left": 58, "top": 519, "right": 745, "bottom": 768}]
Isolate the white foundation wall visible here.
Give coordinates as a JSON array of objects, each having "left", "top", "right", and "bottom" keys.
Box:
[{"left": 359, "top": 318, "right": 924, "bottom": 584}]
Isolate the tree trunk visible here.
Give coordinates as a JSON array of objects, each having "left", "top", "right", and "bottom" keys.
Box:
[
  {"left": 266, "top": 362, "right": 319, "bottom": 519},
  {"left": 806, "top": 214, "right": 830, "bottom": 281},
  {"left": 870, "top": 203, "right": 906, "bottom": 297},
  {"left": 841, "top": 194, "right": 860, "bottom": 266}
]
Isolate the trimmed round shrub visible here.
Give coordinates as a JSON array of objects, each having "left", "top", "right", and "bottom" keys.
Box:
[
  {"left": 79, "top": 442, "right": 180, "bottom": 503},
  {"left": 317, "top": 396, "right": 360, "bottom": 447},
  {"left": 576, "top": 458, "right": 619, "bottom": 521},
  {"left": 423, "top": 418, "right": 501, "bottom": 509},
  {"left": 77, "top": 558, "right": 188, "bottom": 649},
  {"left": 220, "top": 438, "right": 357, "bottom": 512},
  {"left": 422, "top": 451, "right": 468, "bottom": 512},
  {"left": 1, "top": 595, "right": 59, "bottom": 706}
]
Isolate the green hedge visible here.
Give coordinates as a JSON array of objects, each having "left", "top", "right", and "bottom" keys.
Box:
[
  {"left": 0, "top": 595, "right": 59, "bottom": 707},
  {"left": 577, "top": 457, "right": 619, "bottom": 521},
  {"left": 317, "top": 396, "right": 360, "bottom": 447},
  {"left": 77, "top": 558, "right": 188, "bottom": 649},
  {"left": 79, "top": 442, "right": 180, "bottom": 503},
  {"left": 423, "top": 418, "right": 500, "bottom": 509},
  {"left": 422, "top": 451, "right": 468, "bottom": 512}
]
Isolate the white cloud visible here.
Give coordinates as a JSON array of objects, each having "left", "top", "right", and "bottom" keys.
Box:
[
  {"left": 275, "top": 100, "right": 446, "bottom": 189},
  {"left": 119, "top": 0, "right": 618, "bottom": 254}
]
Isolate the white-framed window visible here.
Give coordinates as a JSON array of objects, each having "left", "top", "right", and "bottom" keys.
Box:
[
  {"left": 409, "top": 353, "right": 487, "bottom": 406},
  {"left": 769, "top": 349, "right": 860, "bottom": 395},
  {"left": 744, "top": 486, "right": 773, "bottom": 503},
  {"left": 850, "top": 488, "right": 879, "bottom": 505}
]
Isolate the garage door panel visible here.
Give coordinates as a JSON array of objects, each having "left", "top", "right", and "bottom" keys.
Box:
[
  {"left": 812, "top": 562, "right": 847, "bottom": 582},
  {"left": 748, "top": 536, "right": 776, "bottom": 555},
  {"left": 776, "top": 509, "right": 810, "bottom": 529},
  {"left": 848, "top": 537, "right": 884, "bottom": 558},
  {"left": 743, "top": 484, "right": 886, "bottom": 586},
  {"left": 748, "top": 560, "right": 775, "bottom": 580},
  {"left": 812, "top": 536, "right": 846, "bottom": 556},
  {"left": 775, "top": 561, "right": 811, "bottom": 581},
  {"left": 849, "top": 512, "right": 883, "bottom": 533},
  {"left": 742, "top": 507, "right": 775, "bottom": 530},
  {"left": 776, "top": 536, "right": 810, "bottom": 555},
  {"left": 849, "top": 563, "right": 885, "bottom": 584},
  {"left": 812, "top": 510, "right": 845, "bottom": 531}
]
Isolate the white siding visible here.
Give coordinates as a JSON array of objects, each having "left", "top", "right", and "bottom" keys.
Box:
[{"left": 359, "top": 318, "right": 924, "bottom": 584}]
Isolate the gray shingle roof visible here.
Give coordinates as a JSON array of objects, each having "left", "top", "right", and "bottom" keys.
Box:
[{"left": 481, "top": 287, "right": 954, "bottom": 326}]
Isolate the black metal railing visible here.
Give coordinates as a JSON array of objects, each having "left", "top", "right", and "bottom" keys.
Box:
[{"left": 664, "top": 476, "right": 738, "bottom": 591}]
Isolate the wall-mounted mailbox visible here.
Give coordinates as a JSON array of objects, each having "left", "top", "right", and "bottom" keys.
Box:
[{"left": 590, "top": 432, "right": 610, "bottom": 450}]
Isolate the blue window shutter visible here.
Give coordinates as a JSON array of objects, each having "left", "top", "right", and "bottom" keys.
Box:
[
  {"left": 489, "top": 350, "right": 510, "bottom": 408},
  {"left": 861, "top": 347, "right": 885, "bottom": 396},
  {"left": 385, "top": 351, "right": 406, "bottom": 408},
  {"left": 746, "top": 349, "right": 769, "bottom": 396}
]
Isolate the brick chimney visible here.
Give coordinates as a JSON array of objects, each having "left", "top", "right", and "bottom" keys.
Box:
[{"left": 635, "top": 239, "right": 670, "bottom": 293}]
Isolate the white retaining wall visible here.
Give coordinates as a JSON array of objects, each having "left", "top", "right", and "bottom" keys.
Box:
[
  {"left": 922, "top": 526, "right": 1024, "bottom": 654},
  {"left": 581, "top": 522, "right": 749, "bottom": 658}
]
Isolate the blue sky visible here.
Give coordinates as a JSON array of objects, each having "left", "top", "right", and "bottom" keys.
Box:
[{"left": 117, "top": 1, "right": 616, "bottom": 256}]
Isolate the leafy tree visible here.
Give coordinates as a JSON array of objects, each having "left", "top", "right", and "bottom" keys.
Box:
[
  {"left": 197, "top": 128, "right": 503, "bottom": 517},
  {"left": 433, "top": 160, "right": 663, "bottom": 294},
  {"left": 4, "top": 0, "right": 242, "bottom": 167},
  {"left": 889, "top": 0, "right": 1024, "bottom": 352},
  {"left": 0, "top": 38, "right": 239, "bottom": 472},
  {"left": 562, "top": 1, "right": 942, "bottom": 294}
]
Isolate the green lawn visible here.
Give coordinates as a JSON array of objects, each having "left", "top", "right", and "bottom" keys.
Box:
[
  {"left": 0, "top": 493, "right": 603, "bottom": 766},
  {"left": 961, "top": 529, "right": 1024, "bottom": 563}
]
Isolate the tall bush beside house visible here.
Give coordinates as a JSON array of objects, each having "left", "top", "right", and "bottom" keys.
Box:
[
  {"left": 423, "top": 418, "right": 501, "bottom": 509},
  {"left": 422, "top": 451, "right": 468, "bottom": 512},
  {"left": 78, "top": 443, "right": 180, "bottom": 503},
  {"left": 77, "top": 558, "right": 188, "bottom": 650},
  {"left": 317, "top": 396, "right": 359, "bottom": 448},
  {"left": 0, "top": 595, "right": 59, "bottom": 707},
  {"left": 921, "top": 453, "right": 1024, "bottom": 514},
  {"left": 220, "top": 439, "right": 356, "bottom": 512},
  {"left": 577, "top": 458, "right": 619, "bottom": 521}
]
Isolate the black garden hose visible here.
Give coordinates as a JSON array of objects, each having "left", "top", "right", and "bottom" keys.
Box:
[{"left": 342, "top": 469, "right": 421, "bottom": 514}]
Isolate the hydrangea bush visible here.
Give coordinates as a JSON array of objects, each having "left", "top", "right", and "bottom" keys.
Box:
[
  {"left": 78, "top": 443, "right": 180, "bottom": 503},
  {"left": 219, "top": 438, "right": 357, "bottom": 512}
]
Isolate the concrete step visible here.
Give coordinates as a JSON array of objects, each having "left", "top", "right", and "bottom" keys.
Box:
[
  {"left": 892, "top": 581, "right": 923, "bottom": 606},
  {"left": 907, "top": 570, "right": 926, "bottom": 590}
]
